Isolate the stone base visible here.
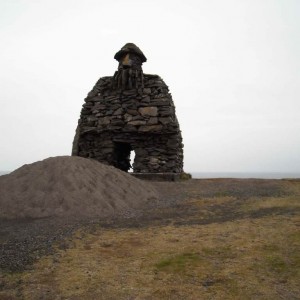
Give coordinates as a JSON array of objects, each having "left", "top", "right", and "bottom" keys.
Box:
[{"left": 130, "top": 172, "right": 191, "bottom": 182}]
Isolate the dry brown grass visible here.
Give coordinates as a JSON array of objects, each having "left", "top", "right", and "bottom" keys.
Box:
[{"left": 1, "top": 179, "right": 300, "bottom": 300}]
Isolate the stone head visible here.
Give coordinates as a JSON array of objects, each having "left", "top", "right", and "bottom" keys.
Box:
[{"left": 114, "top": 43, "right": 147, "bottom": 71}]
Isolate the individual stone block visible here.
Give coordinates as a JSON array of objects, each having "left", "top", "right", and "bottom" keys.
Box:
[
  {"left": 159, "top": 117, "right": 173, "bottom": 124},
  {"left": 128, "top": 120, "right": 147, "bottom": 126},
  {"left": 148, "top": 117, "right": 158, "bottom": 125},
  {"left": 113, "top": 108, "right": 123, "bottom": 115},
  {"left": 98, "top": 117, "right": 111, "bottom": 125},
  {"left": 138, "top": 125, "right": 163, "bottom": 132},
  {"left": 138, "top": 107, "right": 158, "bottom": 117},
  {"left": 126, "top": 109, "right": 139, "bottom": 115},
  {"left": 143, "top": 88, "right": 151, "bottom": 94},
  {"left": 124, "top": 113, "right": 133, "bottom": 122}
]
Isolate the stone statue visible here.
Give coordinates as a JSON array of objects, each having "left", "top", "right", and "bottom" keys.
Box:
[{"left": 72, "top": 43, "right": 184, "bottom": 178}]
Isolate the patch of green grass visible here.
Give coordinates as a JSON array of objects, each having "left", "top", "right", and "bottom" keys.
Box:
[
  {"left": 0, "top": 271, "right": 23, "bottom": 299},
  {"left": 289, "top": 231, "right": 300, "bottom": 243},
  {"left": 261, "top": 244, "right": 280, "bottom": 252},
  {"left": 202, "top": 246, "right": 235, "bottom": 259},
  {"left": 180, "top": 172, "right": 192, "bottom": 180},
  {"left": 215, "top": 191, "right": 230, "bottom": 197},
  {"left": 260, "top": 238, "right": 300, "bottom": 278},
  {"left": 155, "top": 252, "right": 202, "bottom": 272},
  {"left": 265, "top": 255, "right": 288, "bottom": 273}
]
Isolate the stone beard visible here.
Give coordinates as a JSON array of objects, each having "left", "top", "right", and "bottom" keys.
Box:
[{"left": 111, "top": 53, "right": 144, "bottom": 90}]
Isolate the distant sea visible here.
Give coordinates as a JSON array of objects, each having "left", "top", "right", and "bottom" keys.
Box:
[
  {"left": 0, "top": 171, "right": 10, "bottom": 176},
  {"left": 1, "top": 170, "right": 300, "bottom": 179},
  {"left": 191, "top": 172, "right": 300, "bottom": 179}
]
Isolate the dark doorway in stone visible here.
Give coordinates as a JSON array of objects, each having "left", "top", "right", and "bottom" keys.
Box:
[{"left": 113, "top": 142, "right": 132, "bottom": 172}]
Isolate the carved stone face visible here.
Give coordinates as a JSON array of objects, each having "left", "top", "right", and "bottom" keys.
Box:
[
  {"left": 118, "top": 53, "right": 143, "bottom": 70},
  {"left": 112, "top": 46, "right": 146, "bottom": 90},
  {"left": 122, "top": 53, "right": 131, "bottom": 66}
]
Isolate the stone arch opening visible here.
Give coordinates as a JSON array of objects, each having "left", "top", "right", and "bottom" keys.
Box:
[{"left": 113, "top": 142, "right": 134, "bottom": 172}]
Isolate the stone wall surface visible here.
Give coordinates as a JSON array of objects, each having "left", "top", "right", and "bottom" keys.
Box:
[{"left": 72, "top": 44, "right": 184, "bottom": 174}]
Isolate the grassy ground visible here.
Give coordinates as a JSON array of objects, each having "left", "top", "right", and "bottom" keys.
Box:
[{"left": 1, "top": 179, "right": 299, "bottom": 299}]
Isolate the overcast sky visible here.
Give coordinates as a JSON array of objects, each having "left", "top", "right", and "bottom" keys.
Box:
[{"left": 0, "top": 0, "right": 299, "bottom": 172}]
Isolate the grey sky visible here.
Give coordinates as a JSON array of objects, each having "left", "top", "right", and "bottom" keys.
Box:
[{"left": 0, "top": 0, "right": 299, "bottom": 172}]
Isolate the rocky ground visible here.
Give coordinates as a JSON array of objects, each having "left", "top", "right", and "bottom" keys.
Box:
[
  {"left": 0, "top": 178, "right": 290, "bottom": 272},
  {"left": 0, "top": 179, "right": 300, "bottom": 299}
]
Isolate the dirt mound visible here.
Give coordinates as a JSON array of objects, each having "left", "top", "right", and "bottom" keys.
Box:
[{"left": 0, "top": 156, "right": 158, "bottom": 219}]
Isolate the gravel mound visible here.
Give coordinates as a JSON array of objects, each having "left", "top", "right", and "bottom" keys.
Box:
[{"left": 0, "top": 156, "right": 158, "bottom": 219}]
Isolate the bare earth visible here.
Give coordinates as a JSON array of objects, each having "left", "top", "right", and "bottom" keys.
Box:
[
  {"left": 0, "top": 168, "right": 300, "bottom": 299},
  {"left": 0, "top": 156, "right": 158, "bottom": 220}
]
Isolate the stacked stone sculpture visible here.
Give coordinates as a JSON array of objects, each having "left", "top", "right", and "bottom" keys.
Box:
[{"left": 72, "top": 43, "right": 184, "bottom": 178}]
